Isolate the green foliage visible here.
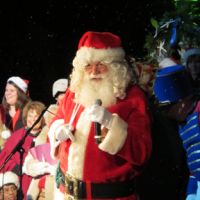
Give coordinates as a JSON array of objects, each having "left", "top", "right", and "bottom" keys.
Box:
[
  {"left": 144, "top": 0, "right": 200, "bottom": 64},
  {"left": 150, "top": 18, "right": 159, "bottom": 29}
]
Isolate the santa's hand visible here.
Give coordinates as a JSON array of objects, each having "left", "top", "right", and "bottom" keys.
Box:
[
  {"left": 88, "top": 104, "right": 113, "bottom": 129},
  {"left": 55, "top": 124, "right": 75, "bottom": 142}
]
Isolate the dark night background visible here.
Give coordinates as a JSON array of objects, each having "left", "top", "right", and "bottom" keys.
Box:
[
  {"left": 0, "top": 0, "right": 175, "bottom": 105},
  {"left": 0, "top": 1, "right": 190, "bottom": 200}
]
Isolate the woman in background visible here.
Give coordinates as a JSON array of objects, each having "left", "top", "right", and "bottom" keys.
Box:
[
  {"left": 0, "top": 105, "right": 11, "bottom": 151},
  {"left": 0, "top": 171, "right": 19, "bottom": 200},
  {"left": 24, "top": 104, "right": 58, "bottom": 200},
  {"left": 1, "top": 76, "right": 30, "bottom": 132},
  {"left": 0, "top": 101, "right": 46, "bottom": 200}
]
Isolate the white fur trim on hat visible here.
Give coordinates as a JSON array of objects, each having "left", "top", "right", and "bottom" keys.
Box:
[
  {"left": 72, "top": 46, "right": 125, "bottom": 68},
  {"left": 159, "top": 58, "right": 177, "bottom": 69},
  {"left": 7, "top": 76, "right": 28, "bottom": 93},
  {"left": 0, "top": 171, "right": 19, "bottom": 188},
  {"left": 52, "top": 79, "right": 68, "bottom": 98}
]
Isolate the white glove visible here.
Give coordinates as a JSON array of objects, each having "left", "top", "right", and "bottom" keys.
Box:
[
  {"left": 1, "top": 130, "right": 11, "bottom": 139},
  {"left": 26, "top": 161, "right": 52, "bottom": 177},
  {"left": 55, "top": 124, "right": 75, "bottom": 142},
  {"left": 88, "top": 104, "right": 113, "bottom": 129}
]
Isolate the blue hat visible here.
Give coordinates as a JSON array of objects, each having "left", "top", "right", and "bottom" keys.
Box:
[{"left": 153, "top": 65, "right": 192, "bottom": 103}]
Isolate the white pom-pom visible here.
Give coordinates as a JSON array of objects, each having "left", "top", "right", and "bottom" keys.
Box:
[{"left": 1, "top": 130, "right": 11, "bottom": 139}]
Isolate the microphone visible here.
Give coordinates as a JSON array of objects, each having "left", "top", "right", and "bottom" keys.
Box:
[{"left": 94, "top": 99, "right": 102, "bottom": 144}]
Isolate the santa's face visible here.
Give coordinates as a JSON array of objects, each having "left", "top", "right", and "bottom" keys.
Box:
[
  {"left": 84, "top": 62, "right": 109, "bottom": 82},
  {"left": 75, "top": 62, "right": 116, "bottom": 107},
  {"left": 4, "top": 84, "right": 18, "bottom": 106}
]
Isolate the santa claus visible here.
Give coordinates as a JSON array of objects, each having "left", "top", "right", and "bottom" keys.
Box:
[{"left": 48, "top": 31, "right": 152, "bottom": 200}]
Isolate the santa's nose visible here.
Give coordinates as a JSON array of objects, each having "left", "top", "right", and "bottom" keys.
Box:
[{"left": 90, "top": 65, "right": 100, "bottom": 75}]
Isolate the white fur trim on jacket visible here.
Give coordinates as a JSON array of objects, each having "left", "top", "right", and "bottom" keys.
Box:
[
  {"left": 72, "top": 47, "right": 125, "bottom": 68},
  {"left": 48, "top": 119, "right": 64, "bottom": 159},
  {"left": 23, "top": 152, "right": 35, "bottom": 176},
  {"left": 99, "top": 114, "right": 128, "bottom": 155}
]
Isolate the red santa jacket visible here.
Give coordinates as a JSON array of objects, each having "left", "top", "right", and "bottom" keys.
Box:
[{"left": 49, "top": 84, "right": 152, "bottom": 184}]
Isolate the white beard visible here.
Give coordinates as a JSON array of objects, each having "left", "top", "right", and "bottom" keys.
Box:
[{"left": 75, "top": 74, "right": 117, "bottom": 107}]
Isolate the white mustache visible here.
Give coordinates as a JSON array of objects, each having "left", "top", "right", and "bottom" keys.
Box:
[{"left": 89, "top": 74, "right": 105, "bottom": 79}]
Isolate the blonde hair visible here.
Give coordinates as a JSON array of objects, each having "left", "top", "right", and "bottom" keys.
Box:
[{"left": 0, "top": 106, "right": 5, "bottom": 132}]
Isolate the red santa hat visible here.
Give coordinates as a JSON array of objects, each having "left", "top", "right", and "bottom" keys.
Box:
[
  {"left": 7, "top": 76, "right": 29, "bottom": 93},
  {"left": 0, "top": 171, "right": 19, "bottom": 188},
  {"left": 52, "top": 79, "right": 68, "bottom": 98},
  {"left": 72, "top": 31, "right": 125, "bottom": 67}
]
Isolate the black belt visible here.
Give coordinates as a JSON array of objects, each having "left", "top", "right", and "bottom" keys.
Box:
[{"left": 65, "top": 174, "right": 135, "bottom": 199}]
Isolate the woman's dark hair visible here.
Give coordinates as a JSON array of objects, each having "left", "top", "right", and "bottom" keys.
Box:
[{"left": 2, "top": 82, "right": 30, "bottom": 111}]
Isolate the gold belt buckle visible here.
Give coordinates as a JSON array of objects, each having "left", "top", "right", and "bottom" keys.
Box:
[{"left": 65, "top": 173, "right": 79, "bottom": 200}]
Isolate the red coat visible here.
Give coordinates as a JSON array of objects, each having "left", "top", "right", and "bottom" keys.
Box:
[
  {"left": 49, "top": 85, "right": 152, "bottom": 200},
  {"left": 0, "top": 127, "right": 37, "bottom": 199}
]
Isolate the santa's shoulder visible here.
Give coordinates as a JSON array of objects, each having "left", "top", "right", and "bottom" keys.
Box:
[{"left": 127, "top": 84, "right": 147, "bottom": 99}]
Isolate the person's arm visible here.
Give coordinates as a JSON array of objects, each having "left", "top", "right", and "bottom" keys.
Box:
[
  {"left": 48, "top": 89, "right": 70, "bottom": 158},
  {"left": 88, "top": 86, "right": 152, "bottom": 167},
  {"left": 0, "top": 128, "right": 25, "bottom": 172}
]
